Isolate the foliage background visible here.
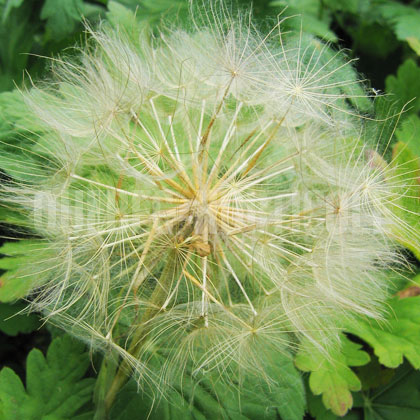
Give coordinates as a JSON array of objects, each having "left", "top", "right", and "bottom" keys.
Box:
[{"left": 0, "top": 0, "right": 420, "bottom": 419}]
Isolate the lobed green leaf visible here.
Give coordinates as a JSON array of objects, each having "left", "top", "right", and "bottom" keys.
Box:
[
  {"left": 110, "top": 350, "right": 305, "bottom": 420},
  {"left": 0, "top": 335, "right": 94, "bottom": 419},
  {"left": 295, "top": 335, "right": 370, "bottom": 416},
  {"left": 347, "top": 296, "right": 420, "bottom": 369}
]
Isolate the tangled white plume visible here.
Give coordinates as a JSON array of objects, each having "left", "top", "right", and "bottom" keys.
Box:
[{"left": 1, "top": 0, "right": 416, "bottom": 398}]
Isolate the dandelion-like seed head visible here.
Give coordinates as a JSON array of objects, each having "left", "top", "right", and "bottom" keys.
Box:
[{"left": 1, "top": 0, "right": 417, "bottom": 397}]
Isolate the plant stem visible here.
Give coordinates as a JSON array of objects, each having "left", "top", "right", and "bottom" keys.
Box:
[
  {"left": 93, "top": 358, "right": 118, "bottom": 420},
  {"left": 103, "top": 256, "right": 177, "bottom": 416}
]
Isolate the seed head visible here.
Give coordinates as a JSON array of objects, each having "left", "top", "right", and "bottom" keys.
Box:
[{"left": 1, "top": 0, "right": 416, "bottom": 393}]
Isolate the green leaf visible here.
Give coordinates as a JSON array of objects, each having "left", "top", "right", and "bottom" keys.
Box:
[
  {"left": 40, "top": 0, "right": 84, "bottom": 41},
  {"left": 352, "top": 362, "right": 420, "bottom": 420},
  {"left": 0, "top": 91, "right": 46, "bottom": 181},
  {"left": 270, "top": 0, "right": 337, "bottom": 42},
  {"left": 106, "top": 1, "right": 140, "bottom": 34},
  {"left": 0, "top": 90, "right": 41, "bottom": 132},
  {"left": 0, "top": 148, "right": 51, "bottom": 181},
  {"left": 395, "top": 114, "right": 420, "bottom": 157},
  {"left": 310, "top": 361, "right": 420, "bottom": 419},
  {"left": 379, "top": 3, "right": 420, "bottom": 55},
  {"left": 407, "top": 37, "right": 420, "bottom": 56},
  {"left": 0, "top": 1, "right": 35, "bottom": 91},
  {"left": 349, "top": 22, "right": 398, "bottom": 59},
  {"left": 0, "top": 96, "right": 56, "bottom": 180},
  {"left": 106, "top": 0, "right": 188, "bottom": 30},
  {"left": 307, "top": 391, "right": 341, "bottom": 420},
  {"left": 296, "top": 14, "right": 337, "bottom": 43},
  {"left": 273, "top": 355, "right": 307, "bottom": 420},
  {"left": 385, "top": 60, "right": 420, "bottom": 114},
  {"left": 1, "top": 0, "right": 24, "bottom": 22},
  {"left": 364, "top": 96, "right": 401, "bottom": 155},
  {"left": 0, "top": 335, "right": 94, "bottom": 419},
  {"left": 136, "top": 0, "right": 188, "bottom": 15},
  {"left": 323, "top": 0, "right": 359, "bottom": 15},
  {"left": 0, "top": 206, "right": 27, "bottom": 226},
  {"left": 110, "top": 350, "right": 305, "bottom": 420},
  {"left": 354, "top": 356, "right": 395, "bottom": 392},
  {"left": 347, "top": 296, "right": 420, "bottom": 369},
  {"left": 386, "top": 141, "right": 420, "bottom": 259},
  {"left": 0, "top": 301, "right": 40, "bottom": 336},
  {"left": 0, "top": 240, "right": 50, "bottom": 302},
  {"left": 0, "top": 368, "right": 26, "bottom": 418},
  {"left": 295, "top": 335, "right": 370, "bottom": 416}
]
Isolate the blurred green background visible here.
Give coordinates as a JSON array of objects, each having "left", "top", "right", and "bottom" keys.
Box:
[
  {"left": 2, "top": 0, "right": 420, "bottom": 92},
  {"left": 2, "top": 0, "right": 420, "bottom": 155}
]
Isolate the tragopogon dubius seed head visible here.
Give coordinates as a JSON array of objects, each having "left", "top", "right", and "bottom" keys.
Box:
[{"left": 1, "top": 0, "right": 417, "bottom": 397}]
